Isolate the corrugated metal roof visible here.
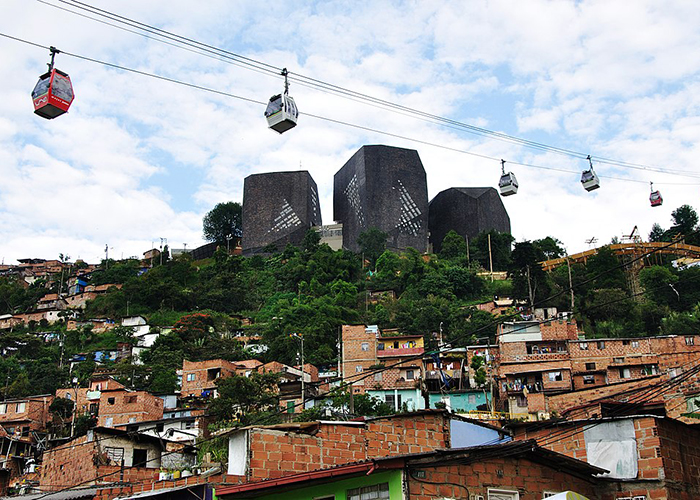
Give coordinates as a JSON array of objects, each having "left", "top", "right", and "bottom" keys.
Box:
[{"left": 0, "top": 487, "right": 98, "bottom": 500}]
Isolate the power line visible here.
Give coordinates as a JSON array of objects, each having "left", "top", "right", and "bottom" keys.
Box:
[
  {"left": 29, "top": 0, "right": 700, "bottom": 180},
  {"left": 5, "top": 31, "right": 700, "bottom": 188}
]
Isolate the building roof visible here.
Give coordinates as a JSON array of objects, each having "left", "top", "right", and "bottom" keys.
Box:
[{"left": 0, "top": 488, "right": 98, "bottom": 500}]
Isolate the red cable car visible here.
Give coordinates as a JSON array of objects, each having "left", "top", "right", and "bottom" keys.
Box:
[
  {"left": 649, "top": 182, "right": 663, "bottom": 207},
  {"left": 31, "top": 47, "right": 74, "bottom": 120}
]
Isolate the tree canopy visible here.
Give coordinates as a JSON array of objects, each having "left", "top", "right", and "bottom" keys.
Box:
[{"left": 203, "top": 202, "right": 243, "bottom": 243}]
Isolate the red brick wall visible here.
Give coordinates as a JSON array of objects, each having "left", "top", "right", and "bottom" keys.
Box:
[
  {"left": 365, "top": 414, "right": 449, "bottom": 457},
  {"left": 539, "top": 320, "right": 579, "bottom": 341},
  {"left": 341, "top": 325, "right": 378, "bottom": 393},
  {"left": 181, "top": 359, "right": 239, "bottom": 397},
  {"left": 0, "top": 397, "right": 52, "bottom": 432},
  {"left": 98, "top": 390, "right": 163, "bottom": 427},
  {"left": 40, "top": 435, "right": 96, "bottom": 491},
  {"left": 407, "top": 457, "right": 599, "bottom": 500}
]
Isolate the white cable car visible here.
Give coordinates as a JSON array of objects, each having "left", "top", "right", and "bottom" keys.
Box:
[
  {"left": 265, "top": 68, "right": 298, "bottom": 134},
  {"left": 650, "top": 181, "right": 663, "bottom": 207},
  {"left": 580, "top": 155, "right": 600, "bottom": 191},
  {"left": 498, "top": 159, "right": 518, "bottom": 196}
]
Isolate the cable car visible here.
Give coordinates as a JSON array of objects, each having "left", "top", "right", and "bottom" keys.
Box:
[
  {"left": 265, "top": 68, "right": 298, "bottom": 134},
  {"left": 498, "top": 159, "right": 518, "bottom": 196},
  {"left": 581, "top": 155, "right": 600, "bottom": 191},
  {"left": 650, "top": 182, "right": 663, "bottom": 207},
  {"left": 31, "top": 47, "right": 74, "bottom": 120}
]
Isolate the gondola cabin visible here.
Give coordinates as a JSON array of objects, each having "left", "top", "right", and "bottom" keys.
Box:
[
  {"left": 499, "top": 171, "right": 518, "bottom": 196},
  {"left": 580, "top": 169, "right": 600, "bottom": 191},
  {"left": 650, "top": 189, "right": 663, "bottom": 207},
  {"left": 265, "top": 93, "right": 298, "bottom": 134},
  {"left": 31, "top": 68, "right": 74, "bottom": 119}
]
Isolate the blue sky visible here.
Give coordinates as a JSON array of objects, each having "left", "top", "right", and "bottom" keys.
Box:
[{"left": 1, "top": 0, "right": 700, "bottom": 264}]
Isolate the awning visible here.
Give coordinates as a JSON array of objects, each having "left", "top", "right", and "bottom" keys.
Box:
[{"left": 116, "top": 484, "right": 209, "bottom": 500}]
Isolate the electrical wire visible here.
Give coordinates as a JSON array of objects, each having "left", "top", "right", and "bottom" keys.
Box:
[
  {"left": 25, "top": 0, "right": 700, "bottom": 180},
  {"left": 6, "top": 30, "right": 700, "bottom": 188}
]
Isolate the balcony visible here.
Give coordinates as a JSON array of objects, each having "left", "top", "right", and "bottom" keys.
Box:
[{"left": 377, "top": 347, "right": 424, "bottom": 358}]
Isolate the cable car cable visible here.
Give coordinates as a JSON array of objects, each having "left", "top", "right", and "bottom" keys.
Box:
[
  {"left": 36, "top": 0, "right": 700, "bottom": 178},
  {"left": 5, "top": 31, "right": 700, "bottom": 185}
]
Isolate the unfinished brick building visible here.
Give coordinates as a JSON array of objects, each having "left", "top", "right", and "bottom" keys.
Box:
[
  {"left": 98, "top": 389, "right": 163, "bottom": 428},
  {"left": 341, "top": 325, "right": 425, "bottom": 411}
]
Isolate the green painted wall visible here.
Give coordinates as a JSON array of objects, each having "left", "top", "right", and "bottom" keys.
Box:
[{"left": 249, "top": 469, "right": 403, "bottom": 500}]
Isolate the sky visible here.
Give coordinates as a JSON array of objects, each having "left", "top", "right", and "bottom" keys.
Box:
[{"left": 1, "top": 0, "right": 700, "bottom": 265}]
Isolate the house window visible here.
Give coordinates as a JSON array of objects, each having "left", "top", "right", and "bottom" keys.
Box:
[
  {"left": 686, "top": 395, "right": 700, "bottom": 413},
  {"left": 132, "top": 448, "right": 148, "bottom": 467},
  {"left": 361, "top": 342, "right": 369, "bottom": 352},
  {"left": 548, "top": 371, "right": 563, "bottom": 382},
  {"left": 405, "top": 370, "right": 414, "bottom": 380},
  {"left": 0, "top": 404, "right": 7, "bottom": 414},
  {"left": 579, "top": 342, "right": 588, "bottom": 350},
  {"left": 125, "top": 395, "right": 137, "bottom": 404},
  {"left": 107, "top": 397, "right": 115, "bottom": 405},
  {"left": 105, "top": 417, "right": 113, "bottom": 427},
  {"left": 385, "top": 394, "right": 402, "bottom": 408},
  {"left": 374, "top": 372, "right": 383, "bottom": 382},
  {"left": 155, "top": 423, "right": 164, "bottom": 432},
  {"left": 186, "top": 373, "right": 196, "bottom": 382},
  {"left": 89, "top": 403, "right": 98, "bottom": 414},
  {"left": 488, "top": 489, "right": 520, "bottom": 500},
  {"left": 105, "top": 447, "right": 124, "bottom": 465},
  {"left": 183, "top": 420, "right": 194, "bottom": 430},
  {"left": 377, "top": 343, "right": 384, "bottom": 350},
  {"left": 614, "top": 357, "right": 624, "bottom": 363},
  {"left": 632, "top": 340, "right": 639, "bottom": 347},
  {"left": 16, "top": 403, "right": 25, "bottom": 413},
  {"left": 516, "top": 395, "right": 528, "bottom": 407},
  {"left": 642, "top": 365, "right": 658, "bottom": 375},
  {"left": 347, "top": 482, "right": 390, "bottom": 500},
  {"left": 355, "top": 365, "right": 363, "bottom": 373},
  {"left": 597, "top": 341, "right": 605, "bottom": 349},
  {"left": 128, "top": 417, "right": 137, "bottom": 423},
  {"left": 686, "top": 337, "right": 695, "bottom": 346},
  {"left": 65, "top": 393, "right": 72, "bottom": 400},
  {"left": 585, "top": 362, "right": 596, "bottom": 370},
  {"left": 620, "top": 368, "right": 631, "bottom": 379},
  {"left": 583, "top": 375, "right": 595, "bottom": 385}
]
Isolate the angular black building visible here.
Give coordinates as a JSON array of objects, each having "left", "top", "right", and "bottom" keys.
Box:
[
  {"left": 428, "top": 187, "right": 511, "bottom": 253},
  {"left": 242, "top": 171, "right": 321, "bottom": 255},
  {"left": 334, "top": 145, "right": 428, "bottom": 253}
]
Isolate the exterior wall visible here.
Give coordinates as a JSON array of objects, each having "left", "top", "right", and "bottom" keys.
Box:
[
  {"left": 40, "top": 433, "right": 162, "bottom": 492},
  {"left": 98, "top": 390, "right": 164, "bottom": 427},
  {"left": 54, "top": 388, "right": 95, "bottom": 418},
  {"left": 333, "top": 145, "right": 429, "bottom": 253},
  {"left": 427, "top": 391, "right": 489, "bottom": 412},
  {"left": 225, "top": 470, "right": 403, "bottom": 500},
  {"left": 428, "top": 187, "right": 510, "bottom": 254},
  {"left": 365, "top": 413, "right": 450, "bottom": 458},
  {"left": 341, "top": 325, "right": 378, "bottom": 393},
  {"left": 181, "top": 359, "right": 239, "bottom": 397},
  {"left": 242, "top": 170, "right": 321, "bottom": 255},
  {"left": 0, "top": 397, "right": 52, "bottom": 433},
  {"left": 367, "top": 389, "right": 424, "bottom": 411},
  {"left": 407, "top": 458, "right": 599, "bottom": 500}
]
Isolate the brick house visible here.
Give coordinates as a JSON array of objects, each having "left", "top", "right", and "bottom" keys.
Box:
[
  {"left": 181, "top": 359, "right": 241, "bottom": 398},
  {"left": 39, "top": 427, "right": 165, "bottom": 491},
  {"left": 0, "top": 395, "right": 53, "bottom": 436},
  {"left": 98, "top": 388, "right": 163, "bottom": 427},
  {"left": 226, "top": 410, "right": 511, "bottom": 481},
  {"left": 341, "top": 325, "right": 425, "bottom": 411},
  {"left": 217, "top": 440, "right": 605, "bottom": 500},
  {"left": 509, "top": 415, "right": 700, "bottom": 499}
]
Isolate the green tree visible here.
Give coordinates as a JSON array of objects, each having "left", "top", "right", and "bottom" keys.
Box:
[
  {"left": 649, "top": 223, "right": 666, "bottom": 242},
  {"left": 533, "top": 236, "right": 565, "bottom": 260},
  {"left": 203, "top": 202, "right": 243, "bottom": 243},
  {"left": 510, "top": 241, "right": 551, "bottom": 306},
  {"left": 468, "top": 230, "right": 513, "bottom": 271},
  {"left": 357, "top": 228, "right": 388, "bottom": 269},
  {"left": 439, "top": 230, "right": 467, "bottom": 262},
  {"left": 670, "top": 204, "right": 700, "bottom": 244},
  {"left": 209, "top": 371, "right": 281, "bottom": 425}
]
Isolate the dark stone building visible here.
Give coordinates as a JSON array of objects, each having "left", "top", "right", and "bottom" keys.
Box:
[
  {"left": 334, "top": 145, "right": 429, "bottom": 252},
  {"left": 242, "top": 171, "right": 321, "bottom": 255},
  {"left": 428, "top": 187, "right": 511, "bottom": 253}
]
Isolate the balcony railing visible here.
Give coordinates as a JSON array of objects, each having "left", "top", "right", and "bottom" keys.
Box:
[{"left": 377, "top": 347, "right": 424, "bottom": 357}]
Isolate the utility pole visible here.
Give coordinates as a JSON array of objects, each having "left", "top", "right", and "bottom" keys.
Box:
[
  {"left": 487, "top": 233, "right": 494, "bottom": 282},
  {"left": 69, "top": 377, "right": 78, "bottom": 438},
  {"left": 465, "top": 236, "right": 470, "bottom": 262},
  {"left": 291, "top": 333, "right": 304, "bottom": 410},
  {"left": 565, "top": 251, "right": 574, "bottom": 311}
]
